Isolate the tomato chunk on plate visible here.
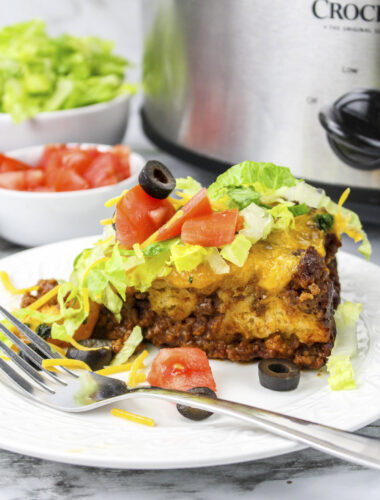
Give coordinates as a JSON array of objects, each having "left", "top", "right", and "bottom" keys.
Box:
[
  {"left": 147, "top": 347, "right": 217, "bottom": 392},
  {"left": 155, "top": 187, "right": 212, "bottom": 242},
  {"left": 115, "top": 185, "right": 176, "bottom": 248},
  {"left": 181, "top": 209, "right": 239, "bottom": 246}
]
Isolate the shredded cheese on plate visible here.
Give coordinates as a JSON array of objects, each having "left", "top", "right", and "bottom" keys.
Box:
[
  {"left": 111, "top": 408, "right": 155, "bottom": 427},
  {"left": 0, "top": 271, "right": 39, "bottom": 295},
  {"left": 42, "top": 358, "right": 92, "bottom": 372}
]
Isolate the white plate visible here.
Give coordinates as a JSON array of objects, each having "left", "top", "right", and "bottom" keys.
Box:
[{"left": 0, "top": 237, "right": 379, "bottom": 469}]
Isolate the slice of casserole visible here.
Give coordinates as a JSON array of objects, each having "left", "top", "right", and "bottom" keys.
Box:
[{"left": 18, "top": 161, "right": 371, "bottom": 370}]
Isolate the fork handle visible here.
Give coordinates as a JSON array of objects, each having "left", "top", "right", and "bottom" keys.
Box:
[{"left": 130, "top": 387, "right": 380, "bottom": 470}]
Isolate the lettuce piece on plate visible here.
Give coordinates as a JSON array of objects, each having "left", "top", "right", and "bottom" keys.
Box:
[
  {"left": 327, "top": 301, "right": 363, "bottom": 391},
  {"left": 110, "top": 326, "right": 143, "bottom": 366}
]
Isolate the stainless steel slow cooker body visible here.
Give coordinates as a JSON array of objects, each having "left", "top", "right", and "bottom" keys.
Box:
[{"left": 142, "top": 0, "right": 380, "bottom": 203}]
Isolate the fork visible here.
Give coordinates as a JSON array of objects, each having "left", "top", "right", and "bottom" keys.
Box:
[{"left": 0, "top": 305, "right": 380, "bottom": 470}]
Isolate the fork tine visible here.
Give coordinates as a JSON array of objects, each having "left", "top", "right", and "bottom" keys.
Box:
[
  {"left": 0, "top": 305, "right": 78, "bottom": 379},
  {"left": 0, "top": 357, "right": 36, "bottom": 396},
  {"left": 0, "top": 340, "right": 55, "bottom": 394},
  {"left": 0, "top": 323, "right": 67, "bottom": 385},
  {"left": 0, "top": 304, "right": 58, "bottom": 357}
]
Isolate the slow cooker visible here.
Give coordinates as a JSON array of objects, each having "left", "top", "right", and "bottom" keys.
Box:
[{"left": 141, "top": 0, "right": 380, "bottom": 205}]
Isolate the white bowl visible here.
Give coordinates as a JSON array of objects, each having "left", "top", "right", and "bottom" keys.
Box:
[
  {"left": 0, "top": 144, "right": 145, "bottom": 247},
  {"left": 0, "top": 95, "right": 131, "bottom": 151}
]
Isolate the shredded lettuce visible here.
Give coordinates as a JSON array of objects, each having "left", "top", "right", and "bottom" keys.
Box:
[
  {"left": 220, "top": 234, "right": 251, "bottom": 267},
  {"left": 208, "top": 161, "right": 297, "bottom": 201},
  {"left": 288, "top": 203, "right": 310, "bottom": 217},
  {"left": 142, "top": 238, "right": 180, "bottom": 257},
  {"left": 327, "top": 302, "right": 362, "bottom": 391},
  {"left": 283, "top": 181, "right": 326, "bottom": 208},
  {"left": 50, "top": 283, "right": 88, "bottom": 341},
  {"left": 110, "top": 326, "right": 143, "bottom": 366},
  {"left": 337, "top": 207, "right": 371, "bottom": 260},
  {"left": 225, "top": 186, "right": 262, "bottom": 210},
  {"left": 71, "top": 244, "right": 135, "bottom": 317},
  {"left": 206, "top": 249, "right": 230, "bottom": 274},
  {"left": 170, "top": 243, "right": 210, "bottom": 272},
  {"left": 270, "top": 204, "right": 295, "bottom": 230},
  {"left": 281, "top": 181, "right": 371, "bottom": 258},
  {"left": 125, "top": 251, "right": 171, "bottom": 292},
  {"left": 175, "top": 177, "right": 202, "bottom": 196},
  {"left": 0, "top": 19, "right": 135, "bottom": 122},
  {"left": 239, "top": 203, "right": 273, "bottom": 243}
]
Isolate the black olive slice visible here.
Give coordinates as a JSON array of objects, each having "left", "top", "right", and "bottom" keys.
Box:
[
  {"left": 91, "top": 372, "right": 129, "bottom": 400},
  {"left": 66, "top": 346, "right": 113, "bottom": 371},
  {"left": 176, "top": 386, "right": 217, "bottom": 421},
  {"left": 258, "top": 358, "right": 300, "bottom": 391},
  {"left": 138, "top": 160, "right": 176, "bottom": 199}
]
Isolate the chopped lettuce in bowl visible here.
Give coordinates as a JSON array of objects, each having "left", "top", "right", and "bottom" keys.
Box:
[{"left": 0, "top": 19, "right": 136, "bottom": 123}]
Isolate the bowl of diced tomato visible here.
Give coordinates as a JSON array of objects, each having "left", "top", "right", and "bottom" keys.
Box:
[{"left": 0, "top": 143, "right": 145, "bottom": 247}]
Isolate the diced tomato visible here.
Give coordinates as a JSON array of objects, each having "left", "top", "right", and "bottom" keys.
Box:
[
  {"left": 44, "top": 163, "right": 59, "bottom": 190},
  {"left": 149, "top": 206, "right": 174, "bottom": 227},
  {"left": 110, "top": 145, "right": 131, "bottom": 179},
  {"left": 0, "top": 171, "right": 27, "bottom": 190},
  {"left": 0, "top": 169, "right": 44, "bottom": 191},
  {"left": 83, "top": 153, "right": 119, "bottom": 188},
  {"left": 0, "top": 145, "right": 132, "bottom": 193},
  {"left": 147, "top": 347, "right": 217, "bottom": 392},
  {"left": 156, "top": 188, "right": 213, "bottom": 242},
  {"left": 115, "top": 185, "right": 176, "bottom": 247},
  {"left": 37, "top": 144, "right": 67, "bottom": 170},
  {"left": 25, "top": 169, "right": 44, "bottom": 190},
  {"left": 0, "top": 154, "right": 31, "bottom": 173},
  {"left": 181, "top": 209, "right": 239, "bottom": 246},
  {"left": 54, "top": 169, "right": 90, "bottom": 191},
  {"left": 60, "top": 148, "right": 98, "bottom": 175}
]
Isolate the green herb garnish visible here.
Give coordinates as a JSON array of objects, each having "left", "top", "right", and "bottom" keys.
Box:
[{"left": 314, "top": 213, "right": 334, "bottom": 232}]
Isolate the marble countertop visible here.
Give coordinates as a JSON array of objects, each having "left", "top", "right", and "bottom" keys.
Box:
[{"left": 0, "top": 105, "right": 379, "bottom": 500}]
